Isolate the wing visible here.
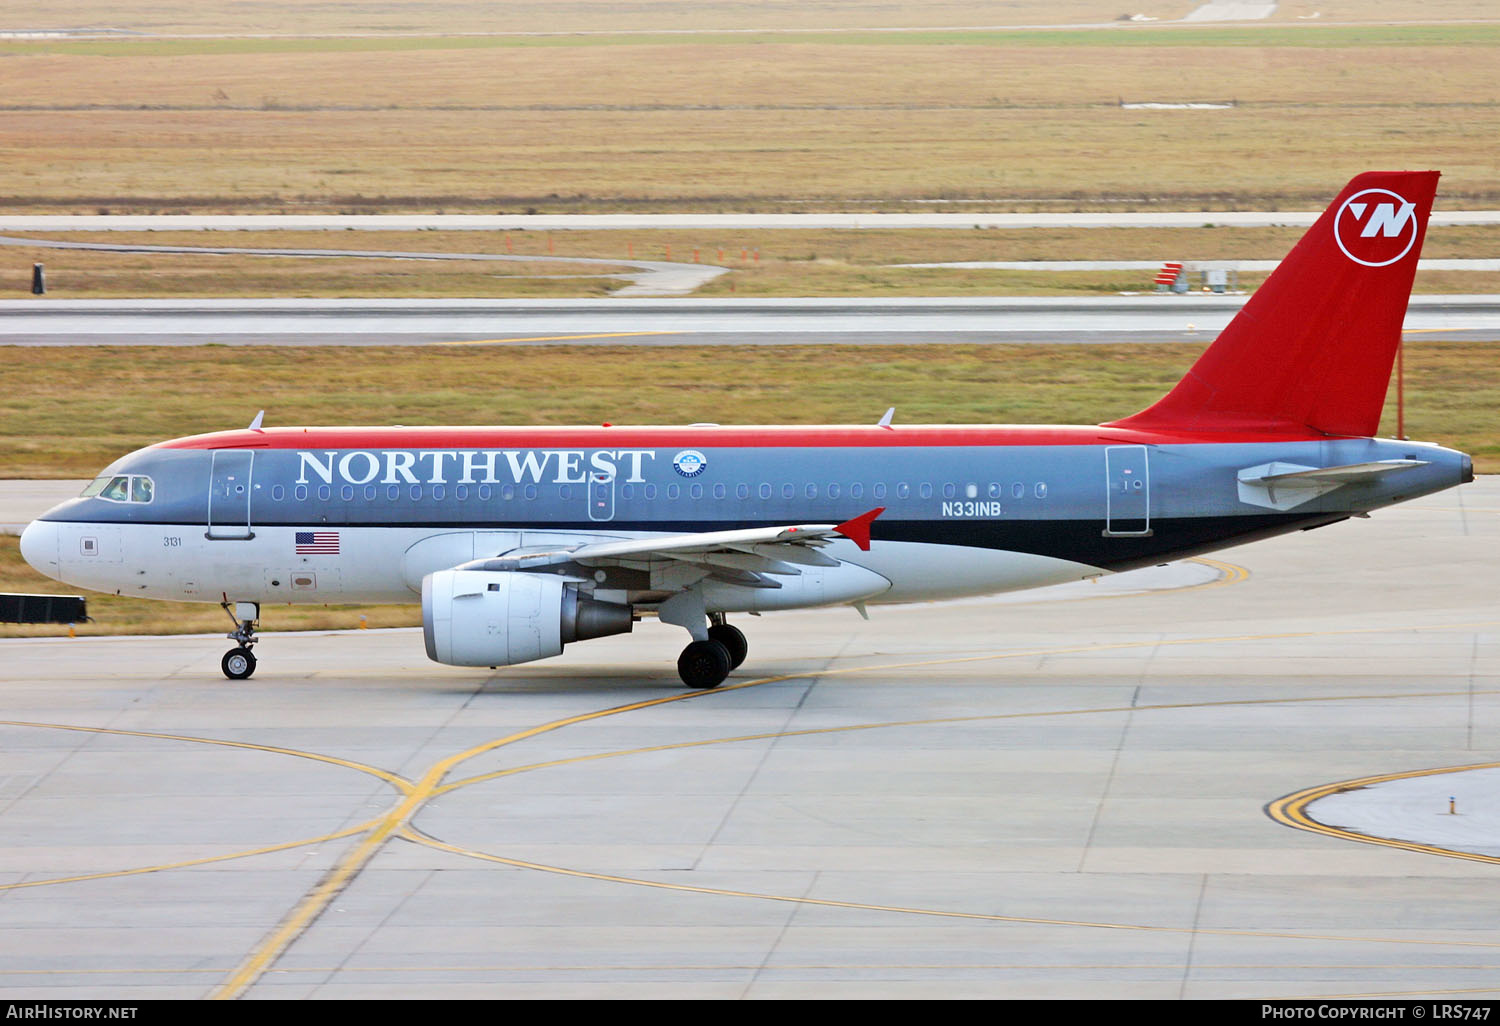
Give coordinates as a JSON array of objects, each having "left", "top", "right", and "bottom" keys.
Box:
[{"left": 456, "top": 508, "right": 885, "bottom": 589}]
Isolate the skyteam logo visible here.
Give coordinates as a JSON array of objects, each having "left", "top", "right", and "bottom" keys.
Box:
[
  {"left": 672, "top": 449, "right": 708, "bottom": 478},
  {"left": 1333, "top": 188, "right": 1419, "bottom": 267}
]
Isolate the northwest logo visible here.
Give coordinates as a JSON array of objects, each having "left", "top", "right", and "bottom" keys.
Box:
[{"left": 1333, "top": 188, "right": 1418, "bottom": 267}]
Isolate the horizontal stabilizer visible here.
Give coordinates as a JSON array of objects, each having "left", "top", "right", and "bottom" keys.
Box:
[{"left": 1237, "top": 459, "right": 1428, "bottom": 510}]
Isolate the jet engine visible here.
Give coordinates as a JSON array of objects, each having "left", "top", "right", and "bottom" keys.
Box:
[{"left": 422, "top": 569, "right": 633, "bottom": 667}]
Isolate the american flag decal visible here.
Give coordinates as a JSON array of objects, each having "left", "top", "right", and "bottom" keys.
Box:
[{"left": 295, "top": 531, "right": 340, "bottom": 555}]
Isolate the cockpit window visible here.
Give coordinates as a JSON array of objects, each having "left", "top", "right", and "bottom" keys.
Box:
[{"left": 86, "top": 474, "right": 154, "bottom": 503}]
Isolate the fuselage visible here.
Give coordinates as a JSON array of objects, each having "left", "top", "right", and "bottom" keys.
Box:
[{"left": 20, "top": 424, "right": 1474, "bottom": 610}]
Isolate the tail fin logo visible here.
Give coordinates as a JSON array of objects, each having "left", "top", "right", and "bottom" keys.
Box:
[{"left": 1334, "top": 188, "right": 1419, "bottom": 267}]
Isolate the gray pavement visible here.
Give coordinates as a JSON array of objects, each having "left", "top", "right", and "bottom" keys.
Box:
[
  {"left": 4, "top": 295, "right": 1500, "bottom": 345},
  {"left": 0, "top": 235, "right": 725, "bottom": 298},
  {"left": 0, "top": 478, "right": 1495, "bottom": 999},
  {"left": 0, "top": 480, "right": 85, "bottom": 535}
]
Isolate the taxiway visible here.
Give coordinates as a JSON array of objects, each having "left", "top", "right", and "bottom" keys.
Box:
[{"left": 0, "top": 479, "right": 1495, "bottom": 999}]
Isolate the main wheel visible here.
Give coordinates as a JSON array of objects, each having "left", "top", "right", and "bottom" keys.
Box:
[
  {"left": 678, "top": 639, "right": 731, "bottom": 689},
  {"left": 222, "top": 647, "right": 257, "bottom": 680},
  {"left": 707, "top": 623, "right": 748, "bottom": 670}
]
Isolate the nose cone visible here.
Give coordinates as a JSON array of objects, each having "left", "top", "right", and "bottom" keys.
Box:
[{"left": 19, "top": 519, "right": 59, "bottom": 579}]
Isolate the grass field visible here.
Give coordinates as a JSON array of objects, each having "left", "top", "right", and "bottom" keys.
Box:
[
  {"left": 3, "top": 16, "right": 1500, "bottom": 212},
  {"left": 2, "top": 341, "right": 1494, "bottom": 479}
]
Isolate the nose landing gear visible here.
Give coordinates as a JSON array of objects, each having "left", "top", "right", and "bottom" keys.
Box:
[{"left": 220, "top": 599, "right": 260, "bottom": 680}]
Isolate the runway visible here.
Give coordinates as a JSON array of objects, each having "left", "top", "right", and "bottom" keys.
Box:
[
  {"left": 0, "top": 478, "right": 1495, "bottom": 999},
  {"left": 5, "top": 295, "right": 1500, "bottom": 347}
]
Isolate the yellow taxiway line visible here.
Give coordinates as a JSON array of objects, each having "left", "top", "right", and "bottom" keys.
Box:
[{"left": 1268, "top": 762, "right": 1500, "bottom": 866}]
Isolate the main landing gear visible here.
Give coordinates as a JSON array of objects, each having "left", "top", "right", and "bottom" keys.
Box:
[
  {"left": 676, "top": 617, "right": 748, "bottom": 690},
  {"left": 220, "top": 599, "right": 260, "bottom": 680}
]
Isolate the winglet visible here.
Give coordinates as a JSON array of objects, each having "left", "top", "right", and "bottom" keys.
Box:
[{"left": 834, "top": 507, "right": 885, "bottom": 551}]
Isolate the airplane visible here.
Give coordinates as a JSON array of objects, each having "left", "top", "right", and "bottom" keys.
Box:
[{"left": 18, "top": 170, "right": 1472, "bottom": 689}]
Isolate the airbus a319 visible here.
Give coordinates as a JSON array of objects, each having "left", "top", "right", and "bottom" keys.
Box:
[{"left": 20, "top": 171, "right": 1472, "bottom": 688}]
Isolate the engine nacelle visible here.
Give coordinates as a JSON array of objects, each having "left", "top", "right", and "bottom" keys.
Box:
[{"left": 422, "top": 569, "right": 633, "bottom": 667}]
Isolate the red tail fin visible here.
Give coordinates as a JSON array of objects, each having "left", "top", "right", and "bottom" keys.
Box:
[{"left": 1107, "top": 170, "right": 1438, "bottom": 437}]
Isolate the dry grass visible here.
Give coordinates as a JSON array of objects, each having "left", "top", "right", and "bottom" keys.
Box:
[
  {"left": 2, "top": 27, "right": 1500, "bottom": 212},
  {"left": 1, "top": 342, "right": 1494, "bottom": 479}
]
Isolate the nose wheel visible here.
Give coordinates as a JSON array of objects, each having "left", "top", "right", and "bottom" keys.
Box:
[
  {"left": 222, "top": 646, "right": 257, "bottom": 680},
  {"left": 220, "top": 599, "right": 260, "bottom": 680}
]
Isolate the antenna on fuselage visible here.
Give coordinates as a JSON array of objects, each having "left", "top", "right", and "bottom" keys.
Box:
[
  {"left": 877, "top": 407, "right": 895, "bottom": 430},
  {"left": 248, "top": 411, "right": 265, "bottom": 431}
]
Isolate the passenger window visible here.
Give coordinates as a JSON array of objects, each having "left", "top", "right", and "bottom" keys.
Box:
[
  {"left": 387, "top": 485, "right": 400, "bottom": 501},
  {"left": 409, "top": 485, "right": 422, "bottom": 501},
  {"left": 759, "top": 483, "right": 771, "bottom": 500},
  {"left": 850, "top": 483, "right": 863, "bottom": 499},
  {"left": 714, "top": 483, "right": 727, "bottom": 500},
  {"left": 455, "top": 485, "right": 468, "bottom": 501},
  {"left": 942, "top": 483, "right": 955, "bottom": 499},
  {"left": 782, "top": 483, "right": 794, "bottom": 499},
  {"left": 920, "top": 483, "right": 933, "bottom": 499},
  {"left": 295, "top": 485, "right": 308, "bottom": 502},
  {"left": 874, "top": 483, "right": 886, "bottom": 499},
  {"left": 644, "top": 483, "right": 657, "bottom": 500},
  {"left": 1035, "top": 482, "right": 1048, "bottom": 498},
  {"left": 340, "top": 485, "right": 353, "bottom": 501},
  {"left": 621, "top": 484, "right": 634, "bottom": 500},
  {"left": 989, "top": 483, "right": 1002, "bottom": 498},
  {"left": 735, "top": 483, "right": 748, "bottom": 500},
  {"left": 896, "top": 483, "right": 909, "bottom": 499},
  {"left": 272, "top": 485, "right": 285, "bottom": 501},
  {"left": 433, "top": 485, "right": 446, "bottom": 501},
  {"left": 523, "top": 485, "right": 538, "bottom": 500},
  {"left": 667, "top": 484, "right": 680, "bottom": 500},
  {"left": 318, "top": 485, "right": 331, "bottom": 501},
  {"left": 1012, "top": 483, "right": 1024, "bottom": 499},
  {"left": 690, "top": 483, "right": 703, "bottom": 499},
  {"left": 364, "top": 485, "right": 377, "bottom": 501},
  {"left": 806, "top": 483, "right": 817, "bottom": 499},
  {"left": 559, "top": 485, "right": 572, "bottom": 501},
  {"left": 828, "top": 483, "right": 840, "bottom": 498}
]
